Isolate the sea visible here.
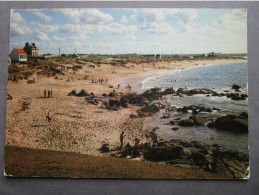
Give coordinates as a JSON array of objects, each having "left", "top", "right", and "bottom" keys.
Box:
[{"left": 132, "top": 62, "right": 249, "bottom": 154}]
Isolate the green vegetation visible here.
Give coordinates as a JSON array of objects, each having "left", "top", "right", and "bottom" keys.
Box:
[{"left": 82, "top": 55, "right": 106, "bottom": 64}]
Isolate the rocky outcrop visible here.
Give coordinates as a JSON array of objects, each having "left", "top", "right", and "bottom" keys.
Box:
[
  {"left": 214, "top": 114, "right": 248, "bottom": 133},
  {"left": 178, "top": 119, "right": 195, "bottom": 127}
]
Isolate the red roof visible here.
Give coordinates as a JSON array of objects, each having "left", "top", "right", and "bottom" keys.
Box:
[{"left": 15, "top": 48, "right": 27, "bottom": 55}]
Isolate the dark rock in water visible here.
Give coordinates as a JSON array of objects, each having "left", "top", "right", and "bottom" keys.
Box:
[
  {"left": 190, "top": 116, "right": 210, "bottom": 126},
  {"left": 99, "top": 144, "right": 110, "bottom": 153},
  {"left": 232, "top": 84, "right": 241, "bottom": 90},
  {"left": 77, "top": 89, "right": 90, "bottom": 97},
  {"left": 213, "top": 107, "right": 221, "bottom": 111},
  {"left": 231, "top": 94, "right": 246, "bottom": 101},
  {"left": 187, "top": 88, "right": 217, "bottom": 96},
  {"left": 102, "top": 93, "right": 107, "bottom": 97},
  {"left": 163, "top": 87, "right": 175, "bottom": 95},
  {"left": 143, "top": 145, "right": 184, "bottom": 161},
  {"left": 176, "top": 88, "right": 188, "bottom": 94},
  {"left": 239, "top": 112, "right": 248, "bottom": 119},
  {"left": 192, "top": 109, "right": 199, "bottom": 114},
  {"left": 214, "top": 115, "right": 248, "bottom": 133},
  {"left": 207, "top": 121, "right": 215, "bottom": 128},
  {"left": 172, "top": 127, "right": 179, "bottom": 130},
  {"left": 170, "top": 120, "right": 176, "bottom": 125},
  {"left": 161, "top": 114, "right": 170, "bottom": 119},
  {"left": 179, "top": 119, "right": 195, "bottom": 127}
]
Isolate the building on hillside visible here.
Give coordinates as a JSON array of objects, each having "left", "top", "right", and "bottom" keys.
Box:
[
  {"left": 9, "top": 48, "right": 27, "bottom": 62},
  {"left": 23, "top": 42, "right": 40, "bottom": 56}
]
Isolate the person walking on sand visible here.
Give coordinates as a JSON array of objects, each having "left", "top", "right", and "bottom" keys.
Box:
[
  {"left": 50, "top": 90, "right": 53, "bottom": 98},
  {"left": 46, "top": 112, "right": 52, "bottom": 125},
  {"left": 44, "top": 90, "right": 46, "bottom": 98},
  {"left": 48, "top": 90, "right": 50, "bottom": 98},
  {"left": 120, "top": 131, "right": 125, "bottom": 149}
]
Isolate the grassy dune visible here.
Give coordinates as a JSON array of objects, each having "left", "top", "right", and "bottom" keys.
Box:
[{"left": 4, "top": 146, "right": 227, "bottom": 179}]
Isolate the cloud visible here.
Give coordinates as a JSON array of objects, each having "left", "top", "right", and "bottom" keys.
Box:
[
  {"left": 56, "top": 9, "right": 113, "bottom": 24},
  {"left": 10, "top": 11, "right": 32, "bottom": 37},
  {"left": 176, "top": 9, "right": 198, "bottom": 24},
  {"left": 126, "top": 35, "right": 137, "bottom": 40},
  {"left": 34, "top": 32, "right": 49, "bottom": 41},
  {"left": 32, "top": 10, "right": 51, "bottom": 22},
  {"left": 120, "top": 15, "right": 128, "bottom": 23},
  {"left": 142, "top": 22, "right": 175, "bottom": 34},
  {"left": 214, "top": 9, "right": 247, "bottom": 31}
]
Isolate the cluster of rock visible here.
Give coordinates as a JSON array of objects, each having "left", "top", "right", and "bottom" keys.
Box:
[
  {"left": 142, "top": 139, "right": 249, "bottom": 178},
  {"left": 208, "top": 112, "right": 248, "bottom": 133},
  {"left": 175, "top": 85, "right": 247, "bottom": 101}
]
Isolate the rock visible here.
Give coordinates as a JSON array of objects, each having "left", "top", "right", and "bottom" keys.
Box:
[
  {"left": 207, "top": 121, "right": 215, "bottom": 128},
  {"left": 172, "top": 127, "right": 179, "bottom": 130},
  {"left": 187, "top": 88, "right": 217, "bottom": 96},
  {"left": 163, "top": 87, "right": 175, "bottom": 95},
  {"left": 178, "top": 119, "right": 195, "bottom": 127},
  {"left": 140, "top": 103, "right": 160, "bottom": 113},
  {"left": 99, "top": 144, "right": 110, "bottom": 153},
  {"left": 7, "top": 93, "right": 13, "bottom": 100},
  {"left": 143, "top": 145, "right": 184, "bottom": 161},
  {"left": 190, "top": 116, "right": 210, "bottom": 126},
  {"left": 102, "top": 93, "right": 107, "bottom": 97},
  {"left": 232, "top": 84, "right": 241, "bottom": 90},
  {"left": 109, "top": 99, "right": 121, "bottom": 109},
  {"left": 130, "top": 114, "right": 138, "bottom": 119},
  {"left": 68, "top": 89, "right": 77, "bottom": 96},
  {"left": 77, "top": 89, "right": 90, "bottom": 97},
  {"left": 170, "top": 120, "right": 176, "bottom": 125},
  {"left": 189, "top": 151, "right": 206, "bottom": 163},
  {"left": 88, "top": 99, "right": 98, "bottom": 105},
  {"left": 214, "top": 115, "right": 248, "bottom": 133},
  {"left": 239, "top": 112, "right": 248, "bottom": 119}
]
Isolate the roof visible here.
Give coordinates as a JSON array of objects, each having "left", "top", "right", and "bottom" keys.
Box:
[{"left": 15, "top": 48, "right": 27, "bottom": 55}]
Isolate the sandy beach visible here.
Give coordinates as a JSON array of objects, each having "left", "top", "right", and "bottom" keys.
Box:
[{"left": 5, "top": 57, "right": 246, "bottom": 156}]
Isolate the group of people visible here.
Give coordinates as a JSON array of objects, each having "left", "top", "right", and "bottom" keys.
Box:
[
  {"left": 117, "top": 84, "right": 132, "bottom": 91},
  {"left": 44, "top": 90, "right": 53, "bottom": 98},
  {"left": 92, "top": 78, "right": 107, "bottom": 84}
]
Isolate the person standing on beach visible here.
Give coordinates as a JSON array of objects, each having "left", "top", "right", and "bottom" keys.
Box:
[
  {"left": 46, "top": 112, "right": 52, "bottom": 125},
  {"left": 44, "top": 90, "right": 46, "bottom": 98},
  {"left": 48, "top": 90, "right": 50, "bottom": 98},
  {"left": 120, "top": 131, "right": 125, "bottom": 149}
]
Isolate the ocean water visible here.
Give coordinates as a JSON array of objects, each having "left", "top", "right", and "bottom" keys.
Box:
[{"left": 137, "top": 62, "right": 249, "bottom": 154}]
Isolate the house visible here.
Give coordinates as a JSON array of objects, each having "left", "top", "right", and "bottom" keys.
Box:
[
  {"left": 23, "top": 42, "right": 40, "bottom": 56},
  {"left": 9, "top": 48, "right": 27, "bottom": 62}
]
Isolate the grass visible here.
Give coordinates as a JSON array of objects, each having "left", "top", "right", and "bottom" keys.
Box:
[{"left": 4, "top": 146, "right": 227, "bottom": 179}]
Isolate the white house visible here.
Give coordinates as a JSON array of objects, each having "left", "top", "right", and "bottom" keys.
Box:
[{"left": 10, "top": 48, "right": 27, "bottom": 62}]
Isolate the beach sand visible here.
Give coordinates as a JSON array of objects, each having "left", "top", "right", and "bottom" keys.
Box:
[{"left": 5, "top": 58, "right": 246, "bottom": 156}]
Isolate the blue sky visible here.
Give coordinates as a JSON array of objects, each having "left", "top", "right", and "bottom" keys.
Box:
[{"left": 10, "top": 8, "right": 247, "bottom": 55}]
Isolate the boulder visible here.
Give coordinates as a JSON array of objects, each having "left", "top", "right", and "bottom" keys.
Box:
[
  {"left": 232, "top": 84, "right": 241, "bottom": 90},
  {"left": 140, "top": 103, "right": 160, "bottom": 113},
  {"left": 214, "top": 115, "right": 248, "bottom": 133},
  {"left": 99, "top": 144, "right": 110, "bottom": 153},
  {"left": 68, "top": 89, "right": 77, "bottom": 96},
  {"left": 172, "top": 127, "right": 179, "bottom": 131},
  {"left": 143, "top": 145, "right": 184, "bottom": 161},
  {"left": 77, "top": 89, "right": 90, "bottom": 97},
  {"left": 178, "top": 119, "right": 195, "bottom": 127},
  {"left": 191, "top": 116, "right": 210, "bottom": 126}
]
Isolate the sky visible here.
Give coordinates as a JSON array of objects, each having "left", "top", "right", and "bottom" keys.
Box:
[{"left": 9, "top": 8, "right": 247, "bottom": 55}]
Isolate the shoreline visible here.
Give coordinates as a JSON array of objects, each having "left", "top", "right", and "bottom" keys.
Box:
[{"left": 115, "top": 59, "right": 247, "bottom": 93}]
